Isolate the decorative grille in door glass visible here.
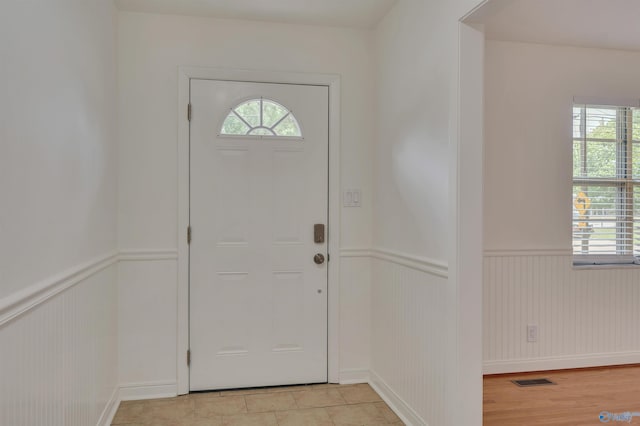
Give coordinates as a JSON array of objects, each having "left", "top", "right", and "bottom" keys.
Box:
[{"left": 221, "top": 98, "right": 302, "bottom": 137}]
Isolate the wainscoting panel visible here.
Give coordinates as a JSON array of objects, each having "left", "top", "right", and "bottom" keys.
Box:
[
  {"left": 0, "top": 262, "right": 118, "bottom": 426},
  {"left": 370, "top": 252, "right": 448, "bottom": 426},
  {"left": 338, "top": 254, "right": 372, "bottom": 383},
  {"left": 118, "top": 253, "right": 178, "bottom": 391},
  {"left": 484, "top": 252, "right": 640, "bottom": 373}
]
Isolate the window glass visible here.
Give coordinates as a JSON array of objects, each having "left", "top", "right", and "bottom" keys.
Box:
[
  {"left": 573, "top": 141, "right": 583, "bottom": 178},
  {"left": 633, "top": 143, "right": 640, "bottom": 179},
  {"left": 572, "top": 185, "right": 623, "bottom": 256},
  {"left": 634, "top": 186, "right": 640, "bottom": 255},
  {"left": 585, "top": 107, "right": 617, "bottom": 140},
  {"left": 584, "top": 141, "right": 617, "bottom": 178},
  {"left": 572, "top": 104, "right": 639, "bottom": 263}
]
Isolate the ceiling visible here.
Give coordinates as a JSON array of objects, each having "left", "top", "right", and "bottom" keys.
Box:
[
  {"left": 465, "top": 0, "right": 640, "bottom": 52},
  {"left": 115, "top": 0, "right": 398, "bottom": 29}
]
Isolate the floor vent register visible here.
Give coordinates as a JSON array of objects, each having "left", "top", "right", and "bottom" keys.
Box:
[{"left": 511, "top": 378, "right": 556, "bottom": 387}]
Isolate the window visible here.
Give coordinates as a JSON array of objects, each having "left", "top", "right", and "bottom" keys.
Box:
[
  {"left": 220, "top": 98, "right": 302, "bottom": 138},
  {"left": 572, "top": 102, "right": 640, "bottom": 265}
]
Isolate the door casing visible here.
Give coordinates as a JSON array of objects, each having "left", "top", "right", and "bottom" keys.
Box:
[{"left": 177, "top": 67, "right": 341, "bottom": 395}]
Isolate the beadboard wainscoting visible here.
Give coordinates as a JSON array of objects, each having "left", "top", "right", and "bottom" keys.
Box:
[
  {"left": 0, "top": 254, "right": 119, "bottom": 426},
  {"left": 368, "top": 248, "right": 449, "bottom": 426},
  {"left": 484, "top": 250, "right": 640, "bottom": 374},
  {"left": 118, "top": 250, "right": 178, "bottom": 400},
  {"left": 337, "top": 253, "right": 372, "bottom": 385}
]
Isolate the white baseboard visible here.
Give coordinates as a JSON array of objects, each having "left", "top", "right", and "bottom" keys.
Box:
[
  {"left": 339, "top": 368, "right": 370, "bottom": 384},
  {"left": 484, "top": 351, "right": 640, "bottom": 375},
  {"left": 369, "top": 370, "right": 426, "bottom": 426},
  {"left": 119, "top": 381, "right": 178, "bottom": 401},
  {"left": 97, "top": 387, "right": 120, "bottom": 426}
]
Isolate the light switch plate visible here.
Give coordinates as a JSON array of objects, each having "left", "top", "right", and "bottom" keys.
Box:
[{"left": 343, "top": 189, "right": 361, "bottom": 207}]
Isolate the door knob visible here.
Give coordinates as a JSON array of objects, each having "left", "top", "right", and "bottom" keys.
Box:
[{"left": 313, "top": 253, "right": 325, "bottom": 265}]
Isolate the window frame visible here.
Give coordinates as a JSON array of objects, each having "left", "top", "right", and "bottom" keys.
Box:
[{"left": 572, "top": 102, "right": 639, "bottom": 266}]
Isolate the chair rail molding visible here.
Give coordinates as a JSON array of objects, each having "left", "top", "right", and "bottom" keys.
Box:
[
  {"left": 0, "top": 251, "right": 119, "bottom": 327},
  {"left": 341, "top": 247, "right": 448, "bottom": 278},
  {"left": 118, "top": 249, "right": 178, "bottom": 261}
]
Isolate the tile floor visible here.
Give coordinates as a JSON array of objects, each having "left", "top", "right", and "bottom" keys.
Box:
[{"left": 112, "top": 383, "right": 404, "bottom": 426}]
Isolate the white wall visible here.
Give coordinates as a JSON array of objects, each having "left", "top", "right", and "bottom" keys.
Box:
[
  {"left": 484, "top": 40, "right": 640, "bottom": 373},
  {"left": 374, "top": 1, "right": 450, "bottom": 260},
  {"left": 0, "top": 0, "right": 119, "bottom": 424},
  {"left": 117, "top": 11, "right": 375, "bottom": 393},
  {"left": 372, "top": 1, "right": 483, "bottom": 425},
  {"left": 0, "top": 0, "right": 118, "bottom": 300}
]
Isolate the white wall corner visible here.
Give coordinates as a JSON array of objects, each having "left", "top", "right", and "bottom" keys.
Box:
[
  {"left": 453, "top": 18, "right": 486, "bottom": 426},
  {"left": 339, "top": 368, "right": 371, "bottom": 385},
  {"left": 97, "top": 387, "right": 120, "bottom": 426},
  {"left": 369, "top": 371, "right": 427, "bottom": 426}
]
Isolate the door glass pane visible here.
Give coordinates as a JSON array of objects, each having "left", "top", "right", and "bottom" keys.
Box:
[
  {"left": 221, "top": 98, "right": 302, "bottom": 138},
  {"left": 235, "top": 100, "right": 260, "bottom": 127},
  {"left": 221, "top": 114, "right": 249, "bottom": 135},
  {"left": 263, "top": 101, "right": 287, "bottom": 128},
  {"left": 248, "top": 128, "right": 273, "bottom": 136},
  {"left": 273, "top": 115, "right": 301, "bottom": 137}
]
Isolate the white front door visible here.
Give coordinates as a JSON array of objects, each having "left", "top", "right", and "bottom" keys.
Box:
[{"left": 189, "top": 79, "right": 329, "bottom": 391}]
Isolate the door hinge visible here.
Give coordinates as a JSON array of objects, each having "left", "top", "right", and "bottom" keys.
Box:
[
  {"left": 187, "top": 349, "right": 191, "bottom": 366},
  {"left": 187, "top": 226, "right": 192, "bottom": 244},
  {"left": 187, "top": 103, "right": 192, "bottom": 121}
]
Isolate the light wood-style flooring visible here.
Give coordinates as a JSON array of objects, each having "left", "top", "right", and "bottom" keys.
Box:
[
  {"left": 112, "top": 383, "right": 404, "bottom": 426},
  {"left": 484, "top": 365, "right": 640, "bottom": 425}
]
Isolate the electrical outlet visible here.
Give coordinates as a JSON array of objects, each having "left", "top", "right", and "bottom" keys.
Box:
[{"left": 527, "top": 325, "right": 538, "bottom": 342}]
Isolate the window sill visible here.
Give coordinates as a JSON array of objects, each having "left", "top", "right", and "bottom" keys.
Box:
[{"left": 572, "top": 263, "right": 640, "bottom": 271}]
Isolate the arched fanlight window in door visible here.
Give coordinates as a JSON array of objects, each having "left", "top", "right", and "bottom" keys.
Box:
[{"left": 220, "top": 98, "right": 302, "bottom": 137}]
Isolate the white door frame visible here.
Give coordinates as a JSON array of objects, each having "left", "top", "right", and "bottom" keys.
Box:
[
  {"left": 451, "top": 20, "right": 485, "bottom": 425},
  {"left": 177, "top": 67, "right": 341, "bottom": 394}
]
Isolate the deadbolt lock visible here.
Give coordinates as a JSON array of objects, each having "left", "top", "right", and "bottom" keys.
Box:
[
  {"left": 313, "top": 253, "right": 325, "bottom": 265},
  {"left": 314, "top": 224, "right": 325, "bottom": 244}
]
